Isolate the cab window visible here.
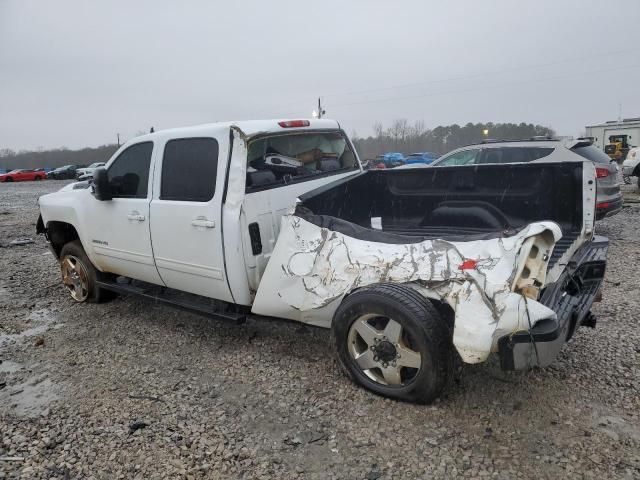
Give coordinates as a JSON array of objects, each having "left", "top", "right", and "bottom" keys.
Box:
[{"left": 107, "top": 142, "right": 153, "bottom": 198}]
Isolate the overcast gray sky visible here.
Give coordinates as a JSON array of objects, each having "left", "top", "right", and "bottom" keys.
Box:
[{"left": 1, "top": 0, "right": 639, "bottom": 150}]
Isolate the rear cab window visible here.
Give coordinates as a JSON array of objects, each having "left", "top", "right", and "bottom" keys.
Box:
[{"left": 245, "top": 131, "right": 358, "bottom": 191}]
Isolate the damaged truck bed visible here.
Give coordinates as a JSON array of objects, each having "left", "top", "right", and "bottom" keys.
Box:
[{"left": 252, "top": 161, "right": 607, "bottom": 396}]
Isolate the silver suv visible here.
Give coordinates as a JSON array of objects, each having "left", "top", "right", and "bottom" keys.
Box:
[{"left": 432, "top": 138, "right": 622, "bottom": 220}]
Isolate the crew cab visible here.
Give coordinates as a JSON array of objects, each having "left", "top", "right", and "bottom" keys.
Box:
[{"left": 37, "top": 119, "right": 608, "bottom": 403}]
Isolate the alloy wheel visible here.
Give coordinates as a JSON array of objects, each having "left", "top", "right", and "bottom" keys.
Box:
[
  {"left": 347, "top": 314, "right": 422, "bottom": 386},
  {"left": 61, "top": 255, "right": 90, "bottom": 301}
]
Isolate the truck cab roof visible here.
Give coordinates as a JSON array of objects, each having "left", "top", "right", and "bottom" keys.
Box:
[{"left": 131, "top": 119, "right": 341, "bottom": 144}]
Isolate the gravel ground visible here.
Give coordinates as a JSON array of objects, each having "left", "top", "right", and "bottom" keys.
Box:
[{"left": 1, "top": 179, "right": 639, "bottom": 479}]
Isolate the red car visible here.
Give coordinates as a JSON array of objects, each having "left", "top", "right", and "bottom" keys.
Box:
[{"left": 0, "top": 169, "right": 47, "bottom": 182}]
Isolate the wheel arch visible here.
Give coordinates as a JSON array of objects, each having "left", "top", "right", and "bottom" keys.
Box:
[
  {"left": 341, "top": 282, "right": 452, "bottom": 317},
  {"left": 46, "top": 221, "right": 81, "bottom": 258}
]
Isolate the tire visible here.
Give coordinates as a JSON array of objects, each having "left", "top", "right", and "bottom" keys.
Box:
[
  {"left": 4, "top": 177, "right": 13, "bottom": 182},
  {"left": 59, "top": 240, "right": 117, "bottom": 303},
  {"left": 35, "top": 176, "right": 42, "bottom": 181},
  {"left": 332, "top": 283, "right": 452, "bottom": 404}
]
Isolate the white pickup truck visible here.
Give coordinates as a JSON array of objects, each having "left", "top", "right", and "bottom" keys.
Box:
[{"left": 37, "top": 119, "right": 608, "bottom": 403}]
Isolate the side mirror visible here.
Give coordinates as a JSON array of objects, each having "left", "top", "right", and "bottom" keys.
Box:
[{"left": 92, "top": 168, "right": 112, "bottom": 201}]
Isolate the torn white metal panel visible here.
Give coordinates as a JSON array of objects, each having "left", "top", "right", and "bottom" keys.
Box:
[{"left": 252, "top": 215, "right": 561, "bottom": 364}]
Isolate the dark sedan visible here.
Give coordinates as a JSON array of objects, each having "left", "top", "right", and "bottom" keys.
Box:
[{"left": 48, "top": 165, "right": 79, "bottom": 180}]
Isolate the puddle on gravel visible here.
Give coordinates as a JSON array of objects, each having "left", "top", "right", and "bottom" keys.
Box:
[
  {"left": 0, "top": 372, "right": 59, "bottom": 418},
  {"left": 0, "top": 360, "right": 22, "bottom": 373},
  {"left": 593, "top": 414, "right": 640, "bottom": 442},
  {"left": 0, "top": 308, "right": 62, "bottom": 417},
  {"left": 0, "top": 308, "right": 61, "bottom": 348}
]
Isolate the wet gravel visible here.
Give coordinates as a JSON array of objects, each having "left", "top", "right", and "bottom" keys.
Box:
[{"left": 1, "top": 180, "right": 639, "bottom": 479}]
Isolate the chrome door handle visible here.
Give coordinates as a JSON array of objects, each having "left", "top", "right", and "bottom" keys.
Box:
[
  {"left": 191, "top": 217, "right": 215, "bottom": 228},
  {"left": 127, "top": 212, "right": 146, "bottom": 222}
]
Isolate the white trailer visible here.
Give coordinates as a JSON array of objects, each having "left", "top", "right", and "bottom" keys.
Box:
[{"left": 585, "top": 118, "right": 640, "bottom": 151}]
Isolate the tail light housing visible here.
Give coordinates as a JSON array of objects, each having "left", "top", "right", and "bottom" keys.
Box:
[
  {"left": 595, "top": 167, "right": 609, "bottom": 178},
  {"left": 596, "top": 201, "right": 610, "bottom": 210}
]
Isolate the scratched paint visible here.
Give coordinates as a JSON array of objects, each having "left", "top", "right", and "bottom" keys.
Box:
[{"left": 252, "top": 215, "right": 562, "bottom": 364}]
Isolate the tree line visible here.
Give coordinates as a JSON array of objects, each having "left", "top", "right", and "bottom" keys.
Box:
[
  {"left": 351, "top": 120, "right": 555, "bottom": 159},
  {"left": 0, "top": 144, "right": 119, "bottom": 170},
  {"left": 0, "top": 120, "right": 556, "bottom": 169}
]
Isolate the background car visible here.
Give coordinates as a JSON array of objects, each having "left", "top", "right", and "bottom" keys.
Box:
[
  {"left": 622, "top": 147, "right": 640, "bottom": 186},
  {"left": 76, "top": 162, "right": 106, "bottom": 180},
  {"left": 404, "top": 152, "right": 438, "bottom": 165},
  {"left": 0, "top": 169, "right": 47, "bottom": 182},
  {"left": 374, "top": 152, "right": 405, "bottom": 168},
  {"left": 432, "top": 138, "right": 623, "bottom": 220},
  {"left": 48, "top": 165, "right": 78, "bottom": 180}
]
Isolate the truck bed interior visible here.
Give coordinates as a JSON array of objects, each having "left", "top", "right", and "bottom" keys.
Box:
[{"left": 296, "top": 162, "right": 585, "bottom": 249}]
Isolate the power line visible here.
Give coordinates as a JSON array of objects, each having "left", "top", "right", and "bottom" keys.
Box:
[
  {"left": 271, "top": 46, "right": 640, "bottom": 115},
  {"left": 321, "top": 47, "right": 640, "bottom": 100},
  {"left": 326, "top": 63, "right": 640, "bottom": 109}
]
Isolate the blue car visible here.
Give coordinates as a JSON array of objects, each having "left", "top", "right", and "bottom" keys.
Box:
[
  {"left": 375, "top": 152, "right": 406, "bottom": 168},
  {"left": 405, "top": 152, "right": 438, "bottom": 165}
]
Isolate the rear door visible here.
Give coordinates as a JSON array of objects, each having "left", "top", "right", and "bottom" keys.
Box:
[{"left": 149, "top": 134, "right": 233, "bottom": 302}]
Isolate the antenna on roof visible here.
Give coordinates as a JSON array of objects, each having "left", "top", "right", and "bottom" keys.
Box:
[
  {"left": 150, "top": 127, "right": 155, "bottom": 133},
  {"left": 312, "top": 98, "right": 326, "bottom": 119}
]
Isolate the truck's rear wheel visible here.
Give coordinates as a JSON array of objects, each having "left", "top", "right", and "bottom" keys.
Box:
[
  {"left": 332, "top": 283, "right": 451, "bottom": 404},
  {"left": 59, "top": 240, "right": 116, "bottom": 303}
]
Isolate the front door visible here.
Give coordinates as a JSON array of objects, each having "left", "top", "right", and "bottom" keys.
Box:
[
  {"left": 149, "top": 135, "right": 232, "bottom": 302},
  {"left": 86, "top": 141, "right": 164, "bottom": 285}
]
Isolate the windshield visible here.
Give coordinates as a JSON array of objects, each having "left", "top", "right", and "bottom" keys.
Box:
[
  {"left": 246, "top": 131, "right": 358, "bottom": 190},
  {"left": 8, "top": 170, "right": 21, "bottom": 173},
  {"left": 88, "top": 163, "right": 102, "bottom": 168}
]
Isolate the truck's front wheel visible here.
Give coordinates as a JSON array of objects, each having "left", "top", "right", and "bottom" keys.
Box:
[
  {"left": 59, "top": 240, "right": 116, "bottom": 303},
  {"left": 332, "top": 283, "right": 452, "bottom": 404}
]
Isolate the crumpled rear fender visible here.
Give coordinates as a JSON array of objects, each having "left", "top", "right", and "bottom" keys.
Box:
[{"left": 251, "top": 215, "right": 561, "bottom": 364}]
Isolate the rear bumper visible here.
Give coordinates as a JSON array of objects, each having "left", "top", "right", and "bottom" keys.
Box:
[
  {"left": 498, "top": 236, "right": 608, "bottom": 370},
  {"left": 595, "top": 194, "right": 623, "bottom": 220}
]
